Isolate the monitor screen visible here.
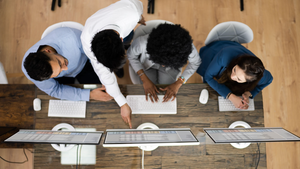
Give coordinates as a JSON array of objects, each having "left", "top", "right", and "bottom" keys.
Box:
[
  {"left": 103, "top": 128, "right": 199, "bottom": 147},
  {"left": 4, "top": 130, "right": 103, "bottom": 145},
  {"left": 204, "top": 127, "right": 300, "bottom": 143}
]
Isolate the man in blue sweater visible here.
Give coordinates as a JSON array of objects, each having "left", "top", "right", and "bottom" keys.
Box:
[{"left": 22, "top": 27, "right": 112, "bottom": 102}]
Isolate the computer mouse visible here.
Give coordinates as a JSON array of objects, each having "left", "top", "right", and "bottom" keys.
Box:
[
  {"left": 33, "top": 98, "right": 41, "bottom": 111},
  {"left": 199, "top": 89, "right": 209, "bottom": 104}
]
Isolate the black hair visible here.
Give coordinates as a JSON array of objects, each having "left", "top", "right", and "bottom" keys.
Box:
[
  {"left": 91, "top": 30, "right": 125, "bottom": 72},
  {"left": 216, "top": 54, "right": 265, "bottom": 95},
  {"left": 146, "top": 23, "right": 193, "bottom": 70},
  {"left": 23, "top": 52, "right": 53, "bottom": 81},
  {"left": 37, "top": 45, "right": 47, "bottom": 52}
]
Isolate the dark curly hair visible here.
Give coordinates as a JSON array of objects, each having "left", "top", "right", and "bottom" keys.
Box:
[
  {"left": 24, "top": 52, "right": 53, "bottom": 81},
  {"left": 91, "top": 30, "right": 125, "bottom": 72},
  {"left": 146, "top": 23, "right": 193, "bottom": 70},
  {"left": 217, "top": 54, "right": 265, "bottom": 95}
]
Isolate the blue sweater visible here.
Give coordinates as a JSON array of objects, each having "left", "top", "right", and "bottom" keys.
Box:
[
  {"left": 196, "top": 41, "right": 273, "bottom": 98},
  {"left": 22, "top": 27, "right": 90, "bottom": 101}
]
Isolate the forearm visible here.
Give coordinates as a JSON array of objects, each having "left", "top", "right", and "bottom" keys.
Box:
[
  {"left": 46, "top": 84, "right": 90, "bottom": 101},
  {"left": 137, "top": 69, "right": 149, "bottom": 83}
]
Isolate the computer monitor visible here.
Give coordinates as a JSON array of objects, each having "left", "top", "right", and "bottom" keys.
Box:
[
  {"left": 0, "top": 127, "right": 18, "bottom": 143},
  {"left": 103, "top": 128, "right": 200, "bottom": 147},
  {"left": 4, "top": 129, "right": 103, "bottom": 145},
  {"left": 204, "top": 127, "right": 300, "bottom": 143}
]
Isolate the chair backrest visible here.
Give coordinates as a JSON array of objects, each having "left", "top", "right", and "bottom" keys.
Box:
[
  {"left": 41, "top": 21, "right": 84, "bottom": 39},
  {"left": 133, "top": 20, "right": 174, "bottom": 40},
  {"left": 0, "top": 62, "right": 8, "bottom": 84},
  {"left": 204, "top": 21, "right": 253, "bottom": 45}
]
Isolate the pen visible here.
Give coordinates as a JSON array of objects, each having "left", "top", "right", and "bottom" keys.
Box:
[
  {"left": 58, "top": 0, "right": 61, "bottom": 7},
  {"left": 241, "top": 99, "right": 249, "bottom": 105},
  {"left": 240, "top": 0, "right": 244, "bottom": 11},
  {"left": 51, "top": 0, "right": 56, "bottom": 11}
]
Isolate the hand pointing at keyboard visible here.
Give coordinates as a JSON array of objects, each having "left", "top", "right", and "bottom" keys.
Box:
[{"left": 121, "top": 103, "right": 132, "bottom": 128}]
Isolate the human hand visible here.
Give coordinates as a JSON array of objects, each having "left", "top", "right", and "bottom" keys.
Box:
[
  {"left": 138, "top": 15, "right": 146, "bottom": 25},
  {"left": 90, "top": 85, "right": 113, "bottom": 101},
  {"left": 228, "top": 93, "right": 245, "bottom": 109},
  {"left": 159, "top": 80, "right": 182, "bottom": 102},
  {"left": 242, "top": 91, "right": 251, "bottom": 103},
  {"left": 242, "top": 91, "right": 250, "bottom": 103},
  {"left": 120, "top": 103, "right": 132, "bottom": 128},
  {"left": 142, "top": 77, "right": 159, "bottom": 102}
]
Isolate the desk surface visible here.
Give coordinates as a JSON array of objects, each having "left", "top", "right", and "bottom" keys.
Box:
[
  {"left": 4, "top": 84, "right": 266, "bottom": 169},
  {"left": 0, "top": 84, "right": 35, "bottom": 148}
]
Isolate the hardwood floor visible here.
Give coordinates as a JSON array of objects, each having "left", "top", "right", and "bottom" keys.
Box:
[{"left": 0, "top": 0, "right": 299, "bottom": 168}]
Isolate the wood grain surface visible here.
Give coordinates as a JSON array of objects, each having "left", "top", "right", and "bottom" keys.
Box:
[
  {"left": 1, "top": 0, "right": 299, "bottom": 168},
  {"left": 0, "top": 84, "right": 35, "bottom": 148},
  {"left": 33, "top": 84, "right": 266, "bottom": 169}
]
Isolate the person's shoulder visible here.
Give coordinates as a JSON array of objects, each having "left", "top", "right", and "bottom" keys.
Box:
[
  {"left": 47, "top": 27, "right": 80, "bottom": 37},
  {"left": 263, "top": 69, "right": 273, "bottom": 80},
  {"left": 132, "top": 34, "right": 149, "bottom": 46}
]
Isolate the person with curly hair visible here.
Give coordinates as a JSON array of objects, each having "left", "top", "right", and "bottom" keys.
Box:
[
  {"left": 81, "top": 0, "right": 146, "bottom": 128},
  {"left": 196, "top": 40, "right": 273, "bottom": 109},
  {"left": 127, "top": 23, "right": 201, "bottom": 102}
]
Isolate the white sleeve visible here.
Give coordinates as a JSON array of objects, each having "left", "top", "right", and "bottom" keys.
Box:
[
  {"left": 81, "top": 35, "right": 126, "bottom": 107},
  {"left": 124, "top": 0, "right": 143, "bottom": 18},
  {"left": 88, "top": 55, "right": 127, "bottom": 107},
  {"left": 181, "top": 44, "right": 201, "bottom": 81}
]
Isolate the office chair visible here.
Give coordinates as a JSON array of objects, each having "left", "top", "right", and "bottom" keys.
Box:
[
  {"left": 0, "top": 62, "right": 8, "bottom": 84},
  {"left": 204, "top": 21, "right": 253, "bottom": 45},
  {"left": 41, "top": 21, "right": 84, "bottom": 39},
  {"left": 129, "top": 20, "right": 174, "bottom": 84}
]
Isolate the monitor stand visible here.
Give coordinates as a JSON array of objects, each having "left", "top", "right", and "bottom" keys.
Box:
[
  {"left": 60, "top": 128, "right": 97, "bottom": 165},
  {"left": 137, "top": 122, "right": 159, "bottom": 151},
  {"left": 51, "top": 123, "right": 96, "bottom": 165},
  {"left": 51, "top": 123, "right": 76, "bottom": 152},
  {"left": 228, "top": 121, "right": 251, "bottom": 149}
]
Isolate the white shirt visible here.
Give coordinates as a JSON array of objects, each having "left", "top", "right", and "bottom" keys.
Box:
[
  {"left": 127, "top": 34, "right": 201, "bottom": 81},
  {"left": 81, "top": 0, "right": 143, "bottom": 107}
]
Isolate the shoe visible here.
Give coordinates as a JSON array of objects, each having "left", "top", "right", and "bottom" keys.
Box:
[{"left": 115, "top": 68, "right": 124, "bottom": 78}]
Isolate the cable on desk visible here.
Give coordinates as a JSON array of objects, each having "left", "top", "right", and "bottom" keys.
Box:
[
  {"left": 142, "top": 149, "right": 145, "bottom": 169},
  {"left": 78, "top": 145, "right": 83, "bottom": 166},
  {"left": 0, "top": 148, "right": 28, "bottom": 164},
  {"left": 76, "top": 144, "right": 79, "bottom": 169},
  {"left": 255, "top": 143, "right": 261, "bottom": 169}
]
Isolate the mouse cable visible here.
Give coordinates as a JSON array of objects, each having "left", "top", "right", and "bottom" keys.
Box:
[
  {"left": 78, "top": 145, "right": 83, "bottom": 166},
  {"left": 142, "top": 149, "right": 145, "bottom": 169},
  {"left": 255, "top": 142, "right": 261, "bottom": 169},
  {"left": 76, "top": 144, "right": 80, "bottom": 169},
  {"left": 0, "top": 148, "right": 28, "bottom": 164}
]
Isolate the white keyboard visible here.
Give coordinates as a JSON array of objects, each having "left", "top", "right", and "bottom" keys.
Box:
[
  {"left": 218, "top": 96, "right": 255, "bottom": 111},
  {"left": 126, "top": 95, "right": 177, "bottom": 114},
  {"left": 48, "top": 100, "right": 86, "bottom": 118}
]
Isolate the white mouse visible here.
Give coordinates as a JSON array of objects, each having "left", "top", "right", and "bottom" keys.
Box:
[
  {"left": 199, "top": 89, "right": 209, "bottom": 104},
  {"left": 33, "top": 98, "right": 41, "bottom": 111}
]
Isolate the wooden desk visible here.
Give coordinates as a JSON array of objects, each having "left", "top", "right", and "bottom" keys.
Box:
[
  {"left": 0, "top": 84, "right": 35, "bottom": 148},
  {"left": 33, "top": 84, "right": 266, "bottom": 169}
]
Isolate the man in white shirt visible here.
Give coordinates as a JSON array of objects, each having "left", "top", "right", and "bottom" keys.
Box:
[{"left": 81, "top": 0, "right": 145, "bottom": 128}]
